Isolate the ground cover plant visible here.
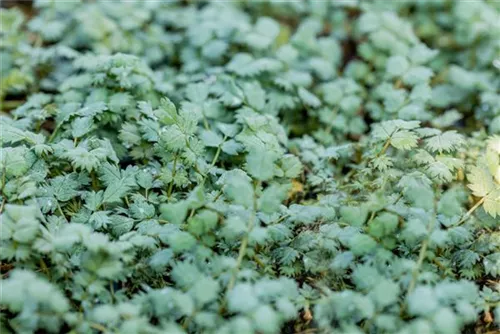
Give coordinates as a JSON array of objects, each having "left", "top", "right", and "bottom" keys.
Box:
[{"left": 0, "top": 1, "right": 499, "bottom": 333}]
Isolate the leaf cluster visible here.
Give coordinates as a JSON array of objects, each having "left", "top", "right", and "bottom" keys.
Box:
[{"left": 1, "top": 1, "right": 499, "bottom": 334}]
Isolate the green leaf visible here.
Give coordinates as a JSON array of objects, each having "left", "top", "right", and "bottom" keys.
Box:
[
  {"left": 200, "top": 130, "right": 223, "bottom": 148},
  {"left": 367, "top": 212, "right": 399, "bottom": 238},
  {"left": 220, "top": 170, "right": 254, "bottom": 208},
  {"left": 280, "top": 154, "right": 303, "bottom": 178},
  {"left": 369, "top": 279, "right": 400, "bottom": 308},
  {"left": 340, "top": 206, "right": 368, "bottom": 227},
  {"left": 425, "top": 131, "right": 465, "bottom": 153},
  {"left": 243, "top": 81, "right": 266, "bottom": 111},
  {"left": 386, "top": 55, "right": 409, "bottom": 78},
  {"left": 348, "top": 234, "right": 377, "bottom": 256},
  {"left": 0, "top": 123, "right": 28, "bottom": 144},
  {"left": 228, "top": 283, "right": 259, "bottom": 313},
  {"left": 48, "top": 174, "right": 80, "bottom": 202},
  {"left": 258, "top": 183, "right": 290, "bottom": 214},
  {"left": 99, "top": 164, "right": 137, "bottom": 204},
  {"left": 0, "top": 146, "right": 29, "bottom": 177},
  {"left": 190, "top": 277, "right": 220, "bottom": 306},
  {"left": 71, "top": 116, "right": 93, "bottom": 138},
  {"left": 166, "top": 231, "right": 196, "bottom": 253},
  {"left": 407, "top": 286, "right": 439, "bottom": 316},
  {"left": 246, "top": 148, "right": 278, "bottom": 181},
  {"left": 468, "top": 165, "right": 496, "bottom": 197},
  {"left": 390, "top": 130, "right": 419, "bottom": 150},
  {"left": 432, "top": 308, "right": 459, "bottom": 334},
  {"left": 298, "top": 87, "right": 321, "bottom": 108},
  {"left": 372, "top": 120, "right": 420, "bottom": 141},
  {"left": 160, "top": 201, "right": 189, "bottom": 225},
  {"left": 188, "top": 210, "right": 218, "bottom": 237},
  {"left": 149, "top": 249, "right": 174, "bottom": 272},
  {"left": 156, "top": 97, "right": 178, "bottom": 125},
  {"left": 253, "top": 305, "right": 280, "bottom": 333}
]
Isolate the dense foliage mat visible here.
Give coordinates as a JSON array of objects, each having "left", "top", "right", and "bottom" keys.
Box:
[{"left": 1, "top": 1, "right": 500, "bottom": 333}]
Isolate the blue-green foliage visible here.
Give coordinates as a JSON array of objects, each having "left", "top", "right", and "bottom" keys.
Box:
[{"left": 1, "top": 1, "right": 499, "bottom": 333}]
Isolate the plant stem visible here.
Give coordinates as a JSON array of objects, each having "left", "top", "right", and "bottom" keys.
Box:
[
  {"left": 456, "top": 196, "right": 486, "bottom": 226},
  {"left": 0, "top": 198, "right": 5, "bottom": 214},
  {"left": 109, "top": 281, "right": 115, "bottom": 301},
  {"left": 210, "top": 145, "right": 222, "bottom": 170},
  {"left": 227, "top": 233, "right": 249, "bottom": 292},
  {"left": 89, "top": 322, "right": 110, "bottom": 333},
  {"left": 226, "top": 181, "right": 259, "bottom": 292},
  {"left": 167, "top": 154, "right": 178, "bottom": 198},
  {"left": 201, "top": 145, "right": 222, "bottom": 183},
  {"left": 377, "top": 139, "right": 391, "bottom": 158},
  {"left": 39, "top": 258, "right": 51, "bottom": 279},
  {"left": 1, "top": 166, "right": 6, "bottom": 194},
  {"left": 202, "top": 115, "right": 210, "bottom": 130},
  {"left": 407, "top": 215, "right": 435, "bottom": 297},
  {"left": 47, "top": 123, "right": 62, "bottom": 143},
  {"left": 56, "top": 201, "right": 68, "bottom": 223},
  {"left": 1, "top": 100, "right": 25, "bottom": 110}
]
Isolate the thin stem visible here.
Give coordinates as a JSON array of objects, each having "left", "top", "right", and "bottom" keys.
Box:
[
  {"left": 202, "top": 115, "right": 210, "bottom": 130},
  {"left": 201, "top": 137, "right": 226, "bottom": 184},
  {"left": 1, "top": 100, "right": 24, "bottom": 111},
  {"left": 227, "top": 234, "right": 249, "bottom": 292},
  {"left": 202, "top": 145, "right": 222, "bottom": 183},
  {"left": 226, "top": 181, "right": 259, "bottom": 292},
  {"left": 56, "top": 201, "right": 68, "bottom": 223},
  {"left": 376, "top": 139, "right": 391, "bottom": 158},
  {"left": 213, "top": 189, "right": 223, "bottom": 202},
  {"left": 89, "top": 322, "right": 111, "bottom": 333},
  {"left": 271, "top": 214, "right": 290, "bottom": 225},
  {"left": 1, "top": 166, "right": 6, "bottom": 194},
  {"left": 210, "top": 145, "right": 222, "bottom": 170},
  {"left": 124, "top": 196, "right": 130, "bottom": 208},
  {"left": 48, "top": 123, "right": 62, "bottom": 143},
  {"left": 109, "top": 281, "right": 115, "bottom": 301},
  {"left": 407, "top": 215, "right": 435, "bottom": 297},
  {"left": 253, "top": 255, "right": 266, "bottom": 268},
  {"left": 0, "top": 198, "right": 5, "bottom": 214},
  {"left": 456, "top": 196, "right": 486, "bottom": 226},
  {"left": 167, "top": 154, "right": 178, "bottom": 198},
  {"left": 90, "top": 171, "right": 99, "bottom": 191},
  {"left": 366, "top": 210, "right": 377, "bottom": 225}
]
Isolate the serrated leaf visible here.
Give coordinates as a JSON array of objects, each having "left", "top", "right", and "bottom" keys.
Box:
[
  {"left": 246, "top": 147, "right": 278, "bottom": 181},
  {"left": 425, "top": 131, "right": 465, "bottom": 153},
  {"left": 390, "top": 130, "right": 419, "bottom": 150},
  {"left": 468, "top": 165, "right": 496, "bottom": 197},
  {"left": 298, "top": 87, "right": 321, "bottom": 108}
]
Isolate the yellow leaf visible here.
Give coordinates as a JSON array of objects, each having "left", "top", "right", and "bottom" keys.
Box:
[{"left": 288, "top": 180, "right": 304, "bottom": 199}]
